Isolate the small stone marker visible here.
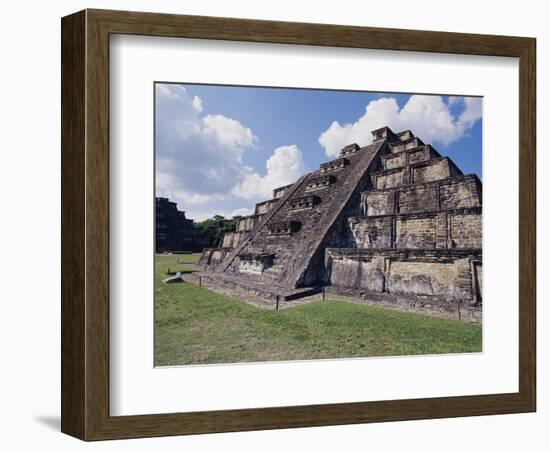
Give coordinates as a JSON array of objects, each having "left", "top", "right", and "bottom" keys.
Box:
[{"left": 163, "top": 271, "right": 183, "bottom": 284}]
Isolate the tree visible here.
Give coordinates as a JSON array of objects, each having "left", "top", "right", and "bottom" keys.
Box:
[{"left": 194, "top": 215, "right": 241, "bottom": 247}]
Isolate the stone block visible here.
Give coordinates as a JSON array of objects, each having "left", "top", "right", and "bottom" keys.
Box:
[
  {"left": 374, "top": 168, "right": 405, "bottom": 189},
  {"left": 362, "top": 191, "right": 394, "bottom": 216}
]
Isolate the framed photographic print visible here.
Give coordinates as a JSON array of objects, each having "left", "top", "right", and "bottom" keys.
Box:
[{"left": 61, "top": 9, "right": 536, "bottom": 440}]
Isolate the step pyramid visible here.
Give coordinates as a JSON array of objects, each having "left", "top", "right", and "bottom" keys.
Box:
[{"left": 200, "top": 126, "right": 482, "bottom": 314}]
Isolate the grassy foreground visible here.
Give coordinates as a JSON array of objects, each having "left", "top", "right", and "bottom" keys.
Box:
[{"left": 155, "top": 254, "right": 482, "bottom": 366}]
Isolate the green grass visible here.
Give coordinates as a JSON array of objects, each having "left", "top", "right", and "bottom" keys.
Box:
[{"left": 155, "top": 253, "right": 482, "bottom": 366}]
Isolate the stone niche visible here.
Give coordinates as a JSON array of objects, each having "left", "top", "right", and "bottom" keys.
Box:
[
  {"left": 238, "top": 253, "right": 275, "bottom": 275},
  {"left": 339, "top": 143, "right": 360, "bottom": 157},
  {"left": 305, "top": 174, "right": 335, "bottom": 192},
  {"left": 320, "top": 157, "right": 349, "bottom": 173},
  {"left": 288, "top": 195, "right": 320, "bottom": 212},
  {"left": 267, "top": 220, "right": 301, "bottom": 236}
]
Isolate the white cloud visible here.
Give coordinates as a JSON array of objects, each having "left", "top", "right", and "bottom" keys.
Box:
[
  {"left": 458, "top": 97, "right": 483, "bottom": 128},
  {"left": 232, "top": 145, "right": 305, "bottom": 200},
  {"left": 192, "top": 95, "right": 203, "bottom": 113},
  {"left": 202, "top": 114, "right": 258, "bottom": 149},
  {"left": 155, "top": 84, "right": 259, "bottom": 200},
  {"left": 155, "top": 84, "right": 304, "bottom": 219},
  {"left": 318, "top": 95, "right": 482, "bottom": 157}
]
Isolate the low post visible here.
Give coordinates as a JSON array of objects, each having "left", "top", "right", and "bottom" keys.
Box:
[
  {"left": 199, "top": 276, "right": 202, "bottom": 287},
  {"left": 322, "top": 287, "right": 325, "bottom": 301},
  {"left": 276, "top": 295, "right": 280, "bottom": 311}
]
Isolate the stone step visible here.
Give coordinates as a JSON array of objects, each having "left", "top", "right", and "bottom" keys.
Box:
[
  {"left": 389, "top": 136, "right": 424, "bottom": 153},
  {"left": 190, "top": 272, "right": 321, "bottom": 303},
  {"left": 371, "top": 157, "right": 462, "bottom": 190},
  {"left": 360, "top": 174, "right": 482, "bottom": 217},
  {"left": 381, "top": 144, "right": 441, "bottom": 171}
]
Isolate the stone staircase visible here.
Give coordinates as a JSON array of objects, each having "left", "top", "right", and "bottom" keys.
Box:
[{"left": 217, "top": 137, "right": 387, "bottom": 291}]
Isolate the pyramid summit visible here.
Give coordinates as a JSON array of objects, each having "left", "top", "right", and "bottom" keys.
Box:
[{"left": 198, "top": 126, "right": 482, "bottom": 322}]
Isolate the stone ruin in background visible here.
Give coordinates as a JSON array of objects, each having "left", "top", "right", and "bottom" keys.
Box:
[
  {"left": 198, "top": 126, "right": 482, "bottom": 322},
  {"left": 155, "top": 197, "right": 209, "bottom": 253}
]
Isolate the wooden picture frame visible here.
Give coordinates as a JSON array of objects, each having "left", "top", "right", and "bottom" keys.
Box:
[{"left": 61, "top": 9, "right": 536, "bottom": 441}]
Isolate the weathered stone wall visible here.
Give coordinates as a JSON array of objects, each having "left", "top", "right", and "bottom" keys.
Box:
[
  {"left": 440, "top": 177, "right": 482, "bottom": 210},
  {"left": 412, "top": 158, "right": 457, "bottom": 184},
  {"left": 397, "top": 185, "right": 438, "bottom": 214},
  {"left": 395, "top": 215, "right": 437, "bottom": 248},
  {"left": 348, "top": 217, "right": 392, "bottom": 248},
  {"left": 199, "top": 247, "right": 230, "bottom": 267},
  {"left": 361, "top": 175, "right": 481, "bottom": 217},
  {"left": 374, "top": 168, "right": 404, "bottom": 189},
  {"left": 236, "top": 215, "right": 258, "bottom": 232},
  {"left": 388, "top": 258, "right": 473, "bottom": 300},
  {"left": 409, "top": 145, "right": 439, "bottom": 164},
  {"left": 384, "top": 152, "right": 407, "bottom": 170},
  {"left": 273, "top": 184, "right": 292, "bottom": 199},
  {"left": 449, "top": 212, "right": 482, "bottom": 248},
  {"left": 372, "top": 157, "right": 462, "bottom": 191},
  {"left": 328, "top": 254, "right": 386, "bottom": 292},
  {"left": 389, "top": 137, "right": 424, "bottom": 153},
  {"left": 221, "top": 232, "right": 234, "bottom": 248},
  {"left": 221, "top": 231, "right": 249, "bottom": 249},
  {"left": 255, "top": 199, "right": 278, "bottom": 216},
  {"left": 350, "top": 207, "right": 482, "bottom": 250},
  {"left": 363, "top": 192, "right": 395, "bottom": 216},
  {"left": 326, "top": 248, "right": 482, "bottom": 305},
  {"left": 381, "top": 144, "right": 440, "bottom": 170}
]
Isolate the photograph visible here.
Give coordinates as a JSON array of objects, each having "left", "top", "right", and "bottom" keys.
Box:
[
  {"left": 0, "top": 0, "right": 542, "bottom": 446},
  {"left": 154, "top": 83, "right": 483, "bottom": 366}
]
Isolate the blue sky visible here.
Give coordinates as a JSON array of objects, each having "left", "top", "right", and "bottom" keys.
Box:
[{"left": 155, "top": 83, "right": 482, "bottom": 221}]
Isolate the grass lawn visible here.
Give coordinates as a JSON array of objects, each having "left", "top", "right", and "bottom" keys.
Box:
[{"left": 155, "top": 253, "right": 482, "bottom": 366}]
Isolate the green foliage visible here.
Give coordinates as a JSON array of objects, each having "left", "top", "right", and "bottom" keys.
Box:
[
  {"left": 155, "top": 254, "right": 482, "bottom": 366},
  {"left": 194, "top": 215, "right": 241, "bottom": 247}
]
